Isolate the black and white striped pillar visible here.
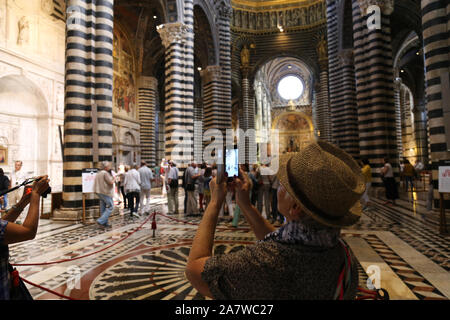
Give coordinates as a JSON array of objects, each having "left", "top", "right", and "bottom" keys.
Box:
[
  {"left": 421, "top": 0, "right": 450, "bottom": 207},
  {"left": 216, "top": 1, "right": 233, "bottom": 132},
  {"left": 353, "top": 0, "right": 398, "bottom": 187},
  {"left": 316, "top": 57, "right": 332, "bottom": 143},
  {"left": 138, "top": 76, "right": 158, "bottom": 167},
  {"left": 326, "top": 0, "right": 360, "bottom": 158},
  {"left": 240, "top": 67, "right": 256, "bottom": 164},
  {"left": 158, "top": 21, "right": 195, "bottom": 166},
  {"left": 55, "top": 0, "right": 114, "bottom": 221},
  {"left": 201, "top": 66, "right": 228, "bottom": 135},
  {"left": 394, "top": 78, "right": 404, "bottom": 159}
]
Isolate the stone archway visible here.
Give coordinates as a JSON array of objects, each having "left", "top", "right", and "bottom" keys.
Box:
[
  {"left": 272, "top": 111, "right": 314, "bottom": 154},
  {"left": 0, "top": 74, "right": 50, "bottom": 177}
]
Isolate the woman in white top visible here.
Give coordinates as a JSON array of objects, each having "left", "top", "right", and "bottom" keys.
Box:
[
  {"left": 124, "top": 164, "right": 141, "bottom": 217},
  {"left": 381, "top": 158, "right": 398, "bottom": 205}
]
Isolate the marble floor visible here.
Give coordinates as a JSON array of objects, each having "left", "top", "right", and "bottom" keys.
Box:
[{"left": 8, "top": 191, "right": 450, "bottom": 300}]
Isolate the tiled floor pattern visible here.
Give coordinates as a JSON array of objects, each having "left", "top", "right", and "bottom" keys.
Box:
[
  {"left": 363, "top": 199, "right": 450, "bottom": 272},
  {"left": 7, "top": 194, "right": 450, "bottom": 300},
  {"left": 344, "top": 233, "right": 447, "bottom": 300}
]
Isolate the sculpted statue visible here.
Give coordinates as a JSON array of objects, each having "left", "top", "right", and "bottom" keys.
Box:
[
  {"left": 236, "top": 11, "right": 241, "bottom": 28},
  {"left": 320, "top": 2, "right": 325, "bottom": 19},
  {"left": 286, "top": 10, "right": 293, "bottom": 27},
  {"left": 17, "top": 16, "right": 29, "bottom": 45},
  {"left": 271, "top": 11, "right": 277, "bottom": 28},
  {"left": 241, "top": 45, "right": 250, "bottom": 67},
  {"left": 291, "top": 9, "right": 299, "bottom": 26},
  {"left": 41, "top": 0, "right": 54, "bottom": 14},
  {"left": 242, "top": 11, "right": 248, "bottom": 29},
  {"left": 249, "top": 12, "right": 254, "bottom": 29},
  {"left": 258, "top": 13, "right": 263, "bottom": 29},
  {"left": 317, "top": 36, "right": 328, "bottom": 61},
  {"left": 264, "top": 12, "right": 270, "bottom": 29},
  {"left": 300, "top": 8, "right": 306, "bottom": 25}
]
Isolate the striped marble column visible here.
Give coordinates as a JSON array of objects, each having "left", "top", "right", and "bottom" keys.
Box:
[
  {"left": 394, "top": 78, "right": 404, "bottom": 159},
  {"left": 326, "top": 0, "right": 359, "bottom": 158},
  {"left": 316, "top": 58, "right": 332, "bottom": 142},
  {"left": 158, "top": 21, "right": 195, "bottom": 166},
  {"left": 353, "top": 0, "right": 398, "bottom": 187},
  {"left": 55, "top": 0, "right": 114, "bottom": 221},
  {"left": 413, "top": 98, "right": 428, "bottom": 164},
  {"left": 421, "top": 0, "right": 450, "bottom": 208},
  {"left": 201, "top": 66, "right": 229, "bottom": 135},
  {"left": 216, "top": 1, "right": 233, "bottom": 132},
  {"left": 240, "top": 67, "right": 256, "bottom": 163},
  {"left": 138, "top": 76, "right": 158, "bottom": 167}
]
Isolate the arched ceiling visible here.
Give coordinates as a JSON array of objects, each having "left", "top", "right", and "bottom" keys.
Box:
[
  {"left": 194, "top": 5, "right": 217, "bottom": 67},
  {"left": 255, "top": 56, "right": 313, "bottom": 106}
]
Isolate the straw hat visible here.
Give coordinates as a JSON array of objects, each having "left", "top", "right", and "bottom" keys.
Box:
[{"left": 277, "top": 140, "right": 365, "bottom": 228}]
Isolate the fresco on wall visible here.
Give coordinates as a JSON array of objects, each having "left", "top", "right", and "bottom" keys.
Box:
[
  {"left": 113, "top": 29, "right": 136, "bottom": 118},
  {"left": 272, "top": 112, "right": 314, "bottom": 153},
  {"left": 113, "top": 75, "right": 135, "bottom": 113}
]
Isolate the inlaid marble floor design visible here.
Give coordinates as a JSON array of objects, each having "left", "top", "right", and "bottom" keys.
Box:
[{"left": 7, "top": 194, "right": 450, "bottom": 300}]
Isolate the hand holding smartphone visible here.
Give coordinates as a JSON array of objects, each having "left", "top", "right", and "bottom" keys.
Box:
[{"left": 217, "top": 147, "right": 239, "bottom": 184}]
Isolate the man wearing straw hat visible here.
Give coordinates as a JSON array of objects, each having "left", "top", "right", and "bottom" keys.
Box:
[{"left": 186, "top": 140, "right": 362, "bottom": 299}]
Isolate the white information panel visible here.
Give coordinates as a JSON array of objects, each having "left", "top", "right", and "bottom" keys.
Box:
[
  {"left": 82, "top": 168, "right": 98, "bottom": 193},
  {"left": 438, "top": 166, "right": 450, "bottom": 193}
]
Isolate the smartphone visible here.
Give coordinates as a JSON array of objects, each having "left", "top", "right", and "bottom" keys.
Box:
[{"left": 225, "top": 148, "right": 239, "bottom": 180}]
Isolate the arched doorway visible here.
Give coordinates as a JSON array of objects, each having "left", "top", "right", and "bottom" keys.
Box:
[{"left": 0, "top": 75, "right": 50, "bottom": 177}]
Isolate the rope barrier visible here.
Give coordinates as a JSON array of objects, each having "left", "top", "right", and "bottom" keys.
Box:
[
  {"left": 20, "top": 277, "right": 78, "bottom": 300},
  {"left": 15, "top": 212, "right": 156, "bottom": 300},
  {"left": 157, "top": 212, "right": 250, "bottom": 231},
  {"left": 12, "top": 212, "right": 155, "bottom": 267}
]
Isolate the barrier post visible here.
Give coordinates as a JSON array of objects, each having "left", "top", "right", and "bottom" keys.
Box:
[
  {"left": 82, "top": 193, "right": 86, "bottom": 224},
  {"left": 439, "top": 193, "right": 449, "bottom": 235}
]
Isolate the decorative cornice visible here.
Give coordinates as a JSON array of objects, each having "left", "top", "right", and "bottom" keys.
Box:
[
  {"left": 357, "top": 0, "right": 394, "bottom": 16},
  {"left": 157, "top": 22, "right": 190, "bottom": 49}
]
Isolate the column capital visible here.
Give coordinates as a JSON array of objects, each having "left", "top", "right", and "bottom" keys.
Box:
[
  {"left": 157, "top": 22, "right": 190, "bottom": 49},
  {"left": 200, "top": 65, "right": 222, "bottom": 83},
  {"left": 138, "top": 76, "right": 158, "bottom": 91},
  {"left": 357, "top": 0, "right": 394, "bottom": 15},
  {"left": 216, "top": 0, "right": 232, "bottom": 19},
  {"left": 338, "top": 49, "right": 354, "bottom": 66}
]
